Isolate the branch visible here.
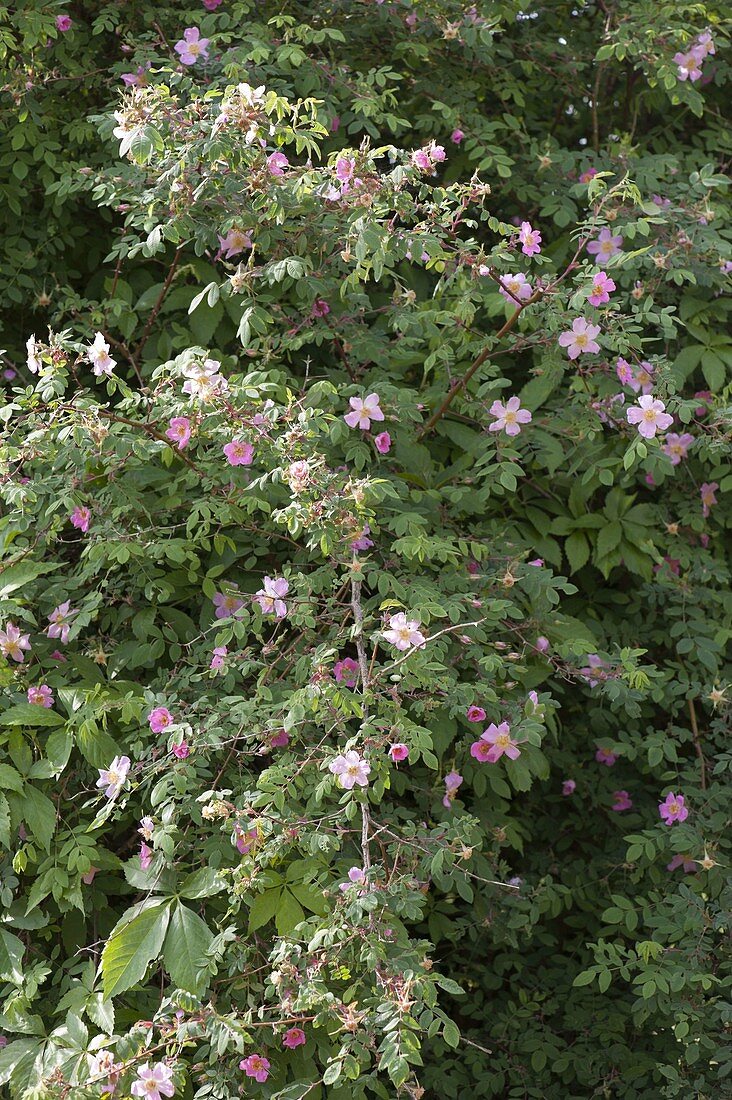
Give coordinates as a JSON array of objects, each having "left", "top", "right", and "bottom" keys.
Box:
[{"left": 688, "top": 697, "right": 707, "bottom": 790}]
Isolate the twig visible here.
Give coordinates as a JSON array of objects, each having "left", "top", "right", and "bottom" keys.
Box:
[
  {"left": 135, "top": 245, "right": 184, "bottom": 362},
  {"left": 379, "top": 617, "right": 488, "bottom": 676},
  {"left": 687, "top": 697, "right": 707, "bottom": 790}
]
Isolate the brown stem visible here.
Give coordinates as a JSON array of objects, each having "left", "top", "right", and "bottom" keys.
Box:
[
  {"left": 417, "top": 292, "right": 542, "bottom": 439},
  {"left": 687, "top": 697, "right": 707, "bottom": 790},
  {"left": 135, "top": 245, "right": 184, "bottom": 362}
]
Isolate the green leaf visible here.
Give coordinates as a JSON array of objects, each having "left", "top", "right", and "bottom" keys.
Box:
[
  {"left": 596, "top": 521, "right": 623, "bottom": 560},
  {"left": 22, "top": 786, "right": 57, "bottom": 851},
  {"left": 442, "top": 1019, "right": 460, "bottom": 1048},
  {"left": 0, "top": 929, "right": 24, "bottom": 983},
  {"left": 0, "top": 704, "right": 65, "bottom": 728},
  {"left": 565, "top": 532, "right": 590, "bottom": 573},
  {"left": 163, "top": 902, "right": 214, "bottom": 995},
  {"left": 0, "top": 763, "right": 24, "bottom": 793},
  {"left": 0, "top": 793, "right": 10, "bottom": 849},
  {"left": 179, "top": 867, "right": 226, "bottom": 900},
  {"left": 248, "top": 889, "right": 282, "bottom": 934},
  {"left": 275, "top": 889, "right": 305, "bottom": 935},
  {"left": 101, "top": 901, "right": 171, "bottom": 999}
]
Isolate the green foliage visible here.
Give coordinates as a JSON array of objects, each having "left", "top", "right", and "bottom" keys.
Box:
[{"left": 0, "top": 2, "right": 730, "bottom": 1099}]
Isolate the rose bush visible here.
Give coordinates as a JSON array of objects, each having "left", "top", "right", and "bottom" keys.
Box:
[{"left": 0, "top": 3, "right": 730, "bottom": 1098}]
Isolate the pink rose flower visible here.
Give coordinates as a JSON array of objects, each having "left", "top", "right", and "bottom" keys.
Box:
[
  {"left": 213, "top": 586, "right": 244, "bottom": 619},
  {"left": 217, "top": 228, "right": 252, "bottom": 259},
  {"left": 586, "top": 228, "right": 623, "bottom": 260},
  {"left": 240, "top": 1051, "right": 271, "bottom": 1081},
  {"left": 558, "top": 317, "right": 601, "bottom": 359},
  {"left": 562, "top": 779, "right": 576, "bottom": 796},
  {"left": 171, "top": 741, "right": 190, "bottom": 759},
  {"left": 470, "top": 722, "right": 521, "bottom": 763},
  {"left": 210, "top": 645, "right": 227, "bottom": 670},
  {"left": 329, "top": 750, "right": 371, "bottom": 789},
  {"left": 55, "top": 15, "right": 72, "bottom": 32},
  {"left": 139, "top": 842, "right": 153, "bottom": 870},
  {"left": 667, "top": 853, "right": 697, "bottom": 873},
  {"left": 270, "top": 730, "right": 289, "bottom": 749},
  {"left": 283, "top": 1026, "right": 306, "bottom": 1049},
  {"left": 383, "top": 612, "right": 426, "bottom": 651},
  {"left": 166, "top": 417, "right": 191, "bottom": 449},
  {"left": 611, "top": 790, "right": 633, "bottom": 813},
  {"left": 626, "top": 395, "right": 673, "bottom": 439},
  {"left": 579, "top": 167, "right": 598, "bottom": 184},
  {"left": 334, "top": 657, "right": 359, "bottom": 687},
  {"left": 700, "top": 482, "right": 718, "bottom": 518},
  {"left": 374, "top": 431, "right": 392, "bottom": 454},
  {"left": 70, "top": 505, "right": 91, "bottom": 533},
  {"left": 389, "top": 743, "right": 409, "bottom": 763},
  {"left": 131, "top": 1062, "right": 175, "bottom": 1100},
  {"left": 488, "top": 395, "right": 532, "bottom": 436},
  {"left": 536, "top": 636, "right": 550, "bottom": 653},
  {"left": 47, "top": 601, "right": 78, "bottom": 645},
  {"left": 466, "top": 706, "right": 486, "bottom": 722},
  {"left": 498, "top": 272, "right": 532, "bottom": 303},
  {"left": 255, "top": 576, "right": 289, "bottom": 618},
  {"left": 148, "top": 707, "right": 173, "bottom": 734},
  {"left": 450, "top": 128, "right": 464, "bottom": 144},
  {"left": 311, "top": 298, "right": 330, "bottom": 317},
  {"left": 595, "top": 747, "right": 617, "bottom": 766},
  {"left": 96, "top": 756, "right": 131, "bottom": 800},
  {"left": 587, "top": 270, "right": 616, "bottom": 307},
  {"left": 661, "top": 432, "right": 694, "bottom": 465},
  {"left": 517, "top": 221, "right": 542, "bottom": 257},
  {"left": 443, "top": 770, "right": 463, "bottom": 808},
  {"left": 344, "top": 392, "right": 384, "bottom": 430},
  {"left": 223, "top": 439, "right": 254, "bottom": 466},
  {"left": 174, "top": 27, "right": 209, "bottom": 65},
  {"left": 203, "top": 0, "right": 223, "bottom": 9},
  {"left": 659, "top": 791, "right": 689, "bottom": 824},
  {"left": 267, "top": 151, "right": 289, "bottom": 176},
  {"left": 28, "top": 685, "right": 54, "bottom": 707}
]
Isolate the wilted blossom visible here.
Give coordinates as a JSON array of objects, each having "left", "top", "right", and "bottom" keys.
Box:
[
  {"left": 166, "top": 417, "right": 191, "bottom": 449},
  {"left": 210, "top": 645, "right": 228, "bottom": 670},
  {"left": 329, "top": 750, "right": 371, "bottom": 789},
  {"left": 96, "top": 756, "right": 131, "bottom": 800},
  {"left": 26, "top": 334, "right": 42, "bottom": 373},
  {"left": 662, "top": 432, "right": 694, "bottom": 465},
  {"left": 667, "top": 853, "right": 697, "bottom": 873},
  {"left": 217, "top": 227, "right": 252, "bottom": 259},
  {"left": 175, "top": 27, "right": 209, "bottom": 65},
  {"left": 616, "top": 358, "right": 635, "bottom": 387},
  {"left": 558, "top": 317, "right": 601, "bottom": 359},
  {"left": 659, "top": 791, "right": 689, "bottom": 825},
  {"left": 471, "top": 722, "right": 521, "bottom": 763},
  {"left": 283, "top": 1027, "right": 306, "bottom": 1049},
  {"left": 595, "top": 747, "right": 617, "bottom": 766},
  {"left": 581, "top": 654, "right": 610, "bottom": 686},
  {"left": 374, "top": 431, "right": 391, "bottom": 454},
  {"left": 171, "top": 741, "right": 190, "bottom": 759},
  {"left": 350, "top": 526, "right": 374, "bottom": 552},
  {"left": 121, "top": 64, "right": 151, "bottom": 87},
  {"left": 70, "top": 505, "right": 91, "bottom": 533},
  {"left": 587, "top": 270, "right": 616, "bottom": 306},
  {"left": 269, "top": 729, "right": 289, "bottom": 749},
  {"left": 131, "top": 1062, "right": 175, "bottom": 1099},
  {"left": 267, "top": 151, "right": 289, "bottom": 176},
  {"left": 443, "top": 770, "right": 463, "bottom": 808},
  {"left": 466, "top": 705, "right": 486, "bottom": 722},
  {"left": 626, "top": 395, "right": 673, "bottom": 439},
  {"left": 389, "top": 743, "right": 409, "bottom": 763},
  {"left": 344, "top": 393, "right": 384, "bottom": 430},
  {"left": 586, "top": 228, "right": 623, "bottom": 261},
  {"left": 148, "top": 707, "right": 173, "bottom": 734},
  {"left": 47, "top": 601, "right": 78, "bottom": 644},
  {"left": 182, "top": 359, "right": 228, "bottom": 401},
  {"left": 287, "top": 460, "right": 311, "bottom": 492},
  {"left": 233, "top": 824, "right": 259, "bottom": 854},
  {"left": 334, "top": 657, "right": 359, "bottom": 687},
  {"left": 139, "top": 816, "right": 155, "bottom": 841},
  {"left": 611, "top": 790, "right": 633, "bottom": 812},
  {"left": 311, "top": 298, "right": 330, "bottom": 317},
  {"left": 498, "top": 272, "right": 532, "bottom": 302},
  {"left": 213, "top": 586, "right": 244, "bottom": 619},
  {"left": 88, "top": 1050, "right": 120, "bottom": 1091},
  {"left": 339, "top": 866, "right": 367, "bottom": 892},
  {"left": 223, "top": 439, "right": 254, "bottom": 466},
  {"left": 86, "top": 332, "right": 116, "bottom": 377},
  {"left": 562, "top": 779, "right": 576, "bottom": 796},
  {"left": 139, "top": 842, "right": 153, "bottom": 870},
  {"left": 451, "top": 128, "right": 464, "bottom": 143},
  {"left": 488, "top": 395, "right": 532, "bottom": 436},
  {"left": 255, "top": 576, "right": 289, "bottom": 618},
  {"left": 700, "top": 482, "right": 718, "bottom": 518},
  {"left": 383, "top": 612, "right": 426, "bottom": 651},
  {"left": 240, "top": 1055, "right": 270, "bottom": 1083},
  {"left": 517, "top": 221, "right": 542, "bottom": 257},
  {"left": 28, "top": 685, "right": 53, "bottom": 707},
  {"left": 617, "top": 358, "right": 654, "bottom": 395}
]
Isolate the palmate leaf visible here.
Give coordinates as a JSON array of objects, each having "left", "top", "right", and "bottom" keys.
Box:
[
  {"left": 163, "top": 902, "right": 215, "bottom": 995},
  {"left": 101, "top": 900, "right": 171, "bottom": 1000}
]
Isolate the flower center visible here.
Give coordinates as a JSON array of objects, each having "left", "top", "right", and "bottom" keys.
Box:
[
  {"left": 642, "top": 409, "right": 656, "bottom": 421},
  {"left": 575, "top": 334, "right": 588, "bottom": 348}
]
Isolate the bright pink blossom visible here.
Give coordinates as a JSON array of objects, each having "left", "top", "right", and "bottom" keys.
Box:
[
  {"left": 210, "top": 645, "right": 227, "bottom": 670},
  {"left": 131, "top": 1062, "right": 175, "bottom": 1100},
  {"left": 498, "top": 272, "right": 532, "bottom": 302},
  {"left": 267, "top": 151, "right": 289, "bottom": 176},
  {"left": 171, "top": 741, "right": 190, "bottom": 759},
  {"left": 451, "top": 128, "right": 464, "bottom": 144},
  {"left": 662, "top": 432, "right": 694, "bottom": 466},
  {"left": 283, "top": 1027, "right": 306, "bottom": 1049},
  {"left": 203, "top": 0, "right": 223, "bottom": 8},
  {"left": 166, "top": 417, "right": 191, "bottom": 449},
  {"left": 587, "top": 270, "right": 616, "bottom": 306},
  {"left": 28, "top": 685, "right": 53, "bottom": 707},
  {"left": 174, "top": 27, "right": 209, "bottom": 65},
  {"left": 70, "top": 505, "right": 91, "bottom": 533},
  {"left": 383, "top": 612, "right": 426, "bottom": 651},
  {"left": 223, "top": 439, "right": 254, "bottom": 466},
  {"left": 616, "top": 358, "right": 635, "bottom": 387},
  {"left": 270, "top": 730, "right": 289, "bottom": 749},
  {"left": 659, "top": 791, "right": 689, "bottom": 825},
  {"left": 517, "top": 221, "right": 542, "bottom": 257},
  {"left": 389, "top": 743, "right": 409, "bottom": 763},
  {"left": 339, "top": 866, "right": 366, "bottom": 892},
  {"left": 586, "top": 228, "right": 623, "bottom": 261},
  {"left": 611, "top": 790, "right": 633, "bottom": 812},
  {"left": 344, "top": 392, "right": 384, "bottom": 430},
  {"left": 334, "top": 657, "right": 359, "bottom": 687},
  {"left": 700, "top": 482, "right": 718, "bottom": 518},
  {"left": 148, "top": 707, "right": 173, "bottom": 734},
  {"left": 374, "top": 431, "right": 392, "bottom": 454},
  {"left": 488, "top": 395, "right": 532, "bottom": 436},
  {"left": 329, "top": 750, "right": 371, "bottom": 789},
  {"left": 471, "top": 722, "right": 521, "bottom": 763},
  {"left": 255, "top": 576, "right": 289, "bottom": 618},
  {"left": 335, "top": 156, "right": 355, "bottom": 182},
  {"left": 466, "top": 705, "right": 486, "bottom": 723},
  {"left": 626, "top": 395, "right": 673, "bottom": 439},
  {"left": 55, "top": 15, "right": 72, "bottom": 32},
  {"left": 558, "top": 317, "right": 601, "bottom": 359}
]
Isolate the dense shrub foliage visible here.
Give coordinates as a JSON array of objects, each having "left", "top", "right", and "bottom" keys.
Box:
[{"left": 0, "top": 3, "right": 730, "bottom": 1098}]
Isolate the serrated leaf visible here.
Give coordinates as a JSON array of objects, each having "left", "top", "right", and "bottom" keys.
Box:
[
  {"left": 163, "top": 902, "right": 214, "bottom": 995},
  {"left": 179, "top": 867, "right": 226, "bottom": 899},
  {"left": 101, "top": 901, "right": 170, "bottom": 999},
  {"left": 0, "top": 704, "right": 65, "bottom": 728},
  {"left": 248, "top": 889, "right": 282, "bottom": 934},
  {"left": 22, "top": 786, "right": 57, "bottom": 851}
]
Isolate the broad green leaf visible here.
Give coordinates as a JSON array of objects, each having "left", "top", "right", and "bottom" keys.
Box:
[
  {"left": 101, "top": 901, "right": 171, "bottom": 1000},
  {"left": 0, "top": 704, "right": 65, "bottom": 728},
  {"left": 248, "top": 889, "right": 282, "bottom": 934},
  {"left": 22, "top": 786, "right": 57, "bottom": 852},
  {"left": 179, "top": 867, "right": 227, "bottom": 900},
  {"left": 163, "top": 902, "right": 214, "bottom": 995},
  {"left": 0, "top": 929, "right": 25, "bottom": 983}
]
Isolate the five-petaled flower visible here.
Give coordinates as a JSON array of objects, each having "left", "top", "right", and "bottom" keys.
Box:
[
  {"left": 586, "top": 228, "right": 623, "bottom": 260},
  {"left": 611, "top": 790, "right": 633, "bottom": 812},
  {"left": 166, "top": 417, "right": 191, "bottom": 449},
  {"left": 148, "top": 707, "right": 173, "bottom": 734},
  {"left": 255, "top": 576, "right": 289, "bottom": 618},
  {"left": 558, "top": 317, "right": 601, "bottom": 359},
  {"left": 659, "top": 791, "right": 689, "bottom": 824},
  {"left": 517, "top": 221, "right": 542, "bottom": 257},
  {"left": 626, "top": 395, "right": 673, "bottom": 438},
  {"left": 70, "top": 506, "right": 91, "bottom": 533},
  {"left": 47, "top": 601, "right": 78, "bottom": 644},
  {"left": 488, "top": 395, "right": 532, "bottom": 436},
  {"left": 700, "top": 481, "right": 718, "bottom": 518},
  {"left": 595, "top": 747, "right": 617, "bottom": 766},
  {"left": 662, "top": 432, "right": 694, "bottom": 466},
  {"left": 283, "top": 1027, "right": 306, "bottom": 1049},
  {"left": 240, "top": 1054, "right": 270, "bottom": 1083},
  {"left": 470, "top": 722, "right": 521, "bottom": 762},
  {"left": 383, "top": 612, "right": 426, "bottom": 651},
  {"left": 443, "top": 770, "right": 463, "bottom": 808},
  {"left": 218, "top": 228, "right": 252, "bottom": 259},
  {"left": 96, "top": 755, "right": 131, "bottom": 800},
  {"left": 223, "top": 439, "right": 254, "bottom": 466},
  {"left": 329, "top": 750, "right": 371, "bottom": 789},
  {"left": 344, "top": 393, "right": 384, "bottom": 430},
  {"left": 175, "top": 27, "right": 209, "bottom": 65},
  {"left": 213, "top": 587, "right": 244, "bottom": 619},
  {"left": 131, "top": 1061, "right": 175, "bottom": 1099},
  {"left": 498, "top": 272, "right": 532, "bottom": 302},
  {"left": 267, "top": 151, "right": 289, "bottom": 176},
  {"left": 28, "top": 685, "right": 53, "bottom": 707},
  {"left": 0, "top": 622, "right": 31, "bottom": 663},
  {"left": 86, "top": 332, "right": 116, "bottom": 377},
  {"left": 587, "top": 270, "right": 616, "bottom": 306}
]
